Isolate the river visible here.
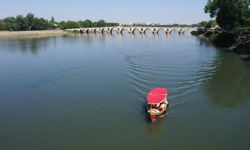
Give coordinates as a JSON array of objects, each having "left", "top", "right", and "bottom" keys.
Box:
[{"left": 0, "top": 31, "right": 250, "bottom": 150}]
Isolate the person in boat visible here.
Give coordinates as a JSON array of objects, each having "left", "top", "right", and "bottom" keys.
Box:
[{"left": 148, "top": 97, "right": 169, "bottom": 115}]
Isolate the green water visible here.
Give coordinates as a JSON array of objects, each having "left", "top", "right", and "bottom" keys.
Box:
[{"left": 0, "top": 32, "right": 250, "bottom": 150}]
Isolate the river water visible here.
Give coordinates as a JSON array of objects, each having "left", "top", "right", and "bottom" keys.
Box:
[{"left": 0, "top": 31, "right": 250, "bottom": 150}]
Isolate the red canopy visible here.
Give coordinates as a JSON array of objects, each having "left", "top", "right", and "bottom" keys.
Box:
[{"left": 147, "top": 88, "right": 168, "bottom": 104}]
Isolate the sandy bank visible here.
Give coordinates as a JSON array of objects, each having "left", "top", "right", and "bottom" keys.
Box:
[{"left": 0, "top": 30, "right": 68, "bottom": 39}]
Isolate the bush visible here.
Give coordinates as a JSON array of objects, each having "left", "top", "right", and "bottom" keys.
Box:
[
  {"left": 213, "top": 32, "right": 237, "bottom": 47},
  {"left": 0, "top": 20, "right": 7, "bottom": 30},
  {"left": 234, "top": 42, "right": 250, "bottom": 55},
  {"left": 191, "top": 28, "right": 206, "bottom": 36},
  {"left": 208, "top": 33, "right": 217, "bottom": 43},
  {"left": 204, "top": 31, "right": 213, "bottom": 38}
]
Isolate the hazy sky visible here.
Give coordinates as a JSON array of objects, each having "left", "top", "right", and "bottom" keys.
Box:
[{"left": 0, "top": 0, "right": 211, "bottom": 24}]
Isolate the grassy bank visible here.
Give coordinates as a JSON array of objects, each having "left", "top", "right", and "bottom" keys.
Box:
[{"left": 0, "top": 30, "right": 68, "bottom": 39}]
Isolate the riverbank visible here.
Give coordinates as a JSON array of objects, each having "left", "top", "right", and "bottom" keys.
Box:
[
  {"left": 0, "top": 30, "right": 68, "bottom": 39},
  {"left": 192, "top": 29, "right": 250, "bottom": 62}
]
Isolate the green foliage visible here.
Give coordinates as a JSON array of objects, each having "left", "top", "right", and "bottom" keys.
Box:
[
  {"left": 0, "top": 19, "right": 7, "bottom": 30},
  {"left": 208, "top": 33, "right": 218, "bottom": 42},
  {"left": 56, "top": 19, "right": 118, "bottom": 29},
  {"left": 58, "top": 21, "right": 80, "bottom": 29},
  {"left": 1, "top": 13, "right": 54, "bottom": 31},
  {"left": 198, "top": 20, "right": 217, "bottom": 29},
  {"left": 95, "top": 20, "right": 106, "bottom": 27},
  {"left": 79, "top": 19, "right": 92, "bottom": 27},
  {"left": 50, "top": 17, "right": 55, "bottom": 23},
  {"left": 205, "top": 0, "right": 250, "bottom": 31},
  {"left": 213, "top": 32, "right": 237, "bottom": 47},
  {"left": 90, "top": 19, "right": 118, "bottom": 28},
  {"left": 4, "top": 17, "right": 17, "bottom": 30},
  {"left": 105, "top": 22, "right": 119, "bottom": 27},
  {"left": 32, "top": 18, "right": 50, "bottom": 30},
  {"left": 49, "top": 16, "right": 57, "bottom": 29},
  {"left": 234, "top": 41, "right": 250, "bottom": 54},
  {"left": 0, "top": 13, "right": 118, "bottom": 30},
  {"left": 236, "top": 26, "right": 250, "bottom": 36},
  {"left": 26, "top": 13, "right": 35, "bottom": 30},
  {"left": 16, "top": 15, "right": 26, "bottom": 30}
]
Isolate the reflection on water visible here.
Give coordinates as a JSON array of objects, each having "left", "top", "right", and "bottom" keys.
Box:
[
  {"left": 0, "top": 37, "right": 57, "bottom": 55},
  {"left": 165, "top": 33, "right": 172, "bottom": 40},
  {"left": 204, "top": 53, "right": 250, "bottom": 107},
  {"left": 147, "top": 118, "right": 167, "bottom": 137},
  {"left": 0, "top": 32, "right": 181, "bottom": 55}
]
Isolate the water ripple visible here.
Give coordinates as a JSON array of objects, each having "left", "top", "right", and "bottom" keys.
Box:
[{"left": 122, "top": 45, "right": 220, "bottom": 102}]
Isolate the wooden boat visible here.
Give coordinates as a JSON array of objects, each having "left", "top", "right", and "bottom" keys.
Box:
[{"left": 146, "top": 88, "right": 169, "bottom": 122}]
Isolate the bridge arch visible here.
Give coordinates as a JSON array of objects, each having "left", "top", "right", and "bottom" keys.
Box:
[
  {"left": 155, "top": 28, "right": 166, "bottom": 34},
  {"left": 129, "top": 28, "right": 139, "bottom": 34},
  {"left": 177, "top": 28, "right": 185, "bottom": 34},
  {"left": 67, "top": 26, "right": 189, "bottom": 35},
  {"left": 142, "top": 28, "right": 151, "bottom": 34},
  {"left": 128, "top": 28, "right": 133, "bottom": 34},
  {"left": 119, "top": 28, "right": 126, "bottom": 34},
  {"left": 100, "top": 28, "right": 105, "bottom": 34},
  {"left": 110, "top": 28, "right": 118, "bottom": 34},
  {"left": 106, "top": 28, "right": 111, "bottom": 32},
  {"left": 85, "top": 29, "right": 90, "bottom": 34},
  {"left": 92, "top": 28, "right": 97, "bottom": 33},
  {"left": 138, "top": 28, "right": 144, "bottom": 33},
  {"left": 151, "top": 28, "right": 157, "bottom": 34},
  {"left": 165, "top": 28, "right": 173, "bottom": 34}
]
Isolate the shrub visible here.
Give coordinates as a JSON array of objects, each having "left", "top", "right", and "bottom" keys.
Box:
[{"left": 213, "top": 32, "right": 237, "bottom": 47}]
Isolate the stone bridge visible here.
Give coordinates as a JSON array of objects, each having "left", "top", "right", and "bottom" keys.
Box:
[{"left": 66, "top": 26, "right": 191, "bottom": 34}]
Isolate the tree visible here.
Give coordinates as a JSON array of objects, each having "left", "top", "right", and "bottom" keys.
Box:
[
  {"left": 0, "top": 20, "right": 7, "bottom": 30},
  {"left": 205, "top": 0, "right": 250, "bottom": 31},
  {"left": 16, "top": 15, "right": 26, "bottom": 30},
  {"left": 96, "top": 20, "right": 106, "bottom": 27},
  {"left": 49, "top": 16, "right": 57, "bottom": 29},
  {"left": 79, "top": 19, "right": 92, "bottom": 27},
  {"left": 0, "top": 13, "right": 119, "bottom": 30},
  {"left": 58, "top": 21, "right": 66, "bottom": 29},
  {"left": 50, "top": 17, "right": 55, "bottom": 23},
  {"left": 106, "top": 22, "right": 119, "bottom": 27},
  {"left": 59, "top": 21, "right": 80, "bottom": 29},
  {"left": 25, "top": 13, "right": 35, "bottom": 30},
  {"left": 3, "top": 17, "right": 16, "bottom": 30},
  {"left": 32, "top": 18, "right": 50, "bottom": 30},
  {"left": 198, "top": 20, "right": 217, "bottom": 28}
]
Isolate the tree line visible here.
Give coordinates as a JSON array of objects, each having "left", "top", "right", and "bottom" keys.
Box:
[
  {"left": 196, "top": 20, "right": 217, "bottom": 29},
  {"left": 59, "top": 19, "right": 119, "bottom": 29},
  {"left": 0, "top": 13, "right": 119, "bottom": 31},
  {"left": 123, "top": 23, "right": 197, "bottom": 27}
]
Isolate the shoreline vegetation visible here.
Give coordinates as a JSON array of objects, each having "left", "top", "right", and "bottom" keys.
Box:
[
  {"left": 191, "top": 0, "right": 250, "bottom": 62},
  {"left": 0, "top": 13, "right": 119, "bottom": 39},
  {"left": 0, "top": 13, "right": 119, "bottom": 32}
]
